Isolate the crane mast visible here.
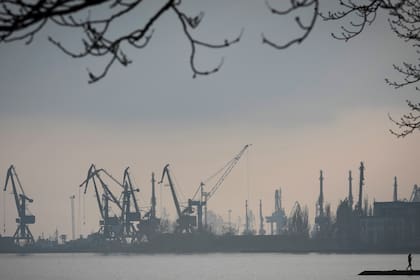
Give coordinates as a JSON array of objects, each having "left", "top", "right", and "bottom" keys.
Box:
[
  {"left": 138, "top": 172, "right": 161, "bottom": 240},
  {"left": 193, "top": 144, "right": 251, "bottom": 231},
  {"left": 159, "top": 164, "right": 195, "bottom": 233},
  {"left": 3, "top": 165, "right": 35, "bottom": 246},
  {"left": 151, "top": 172, "right": 157, "bottom": 219},
  {"left": 81, "top": 164, "right": 122, "bottom": 210},
  {"left": 265, "top": 188, "right": 286, "bottom": 235},
  {"left": 159, "top": 164, "right": 182, "bottom": 218},
  {"left": 121, "top": 167, "right": 141, "bottom": 241},
  {"left": 80, "top": 164, "right": 124, "bottom": 240},
  {"left": 410, "top": 184, "right": 420, "bottom": 202}
]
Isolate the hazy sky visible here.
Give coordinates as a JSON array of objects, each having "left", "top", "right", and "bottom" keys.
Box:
[{"left": 0, "top": 0, "right": 419, "bottom": 238}]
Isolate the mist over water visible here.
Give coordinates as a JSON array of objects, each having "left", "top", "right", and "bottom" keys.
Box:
[{"left": 0, "top": 253, "right": 410, "bottom": 280}]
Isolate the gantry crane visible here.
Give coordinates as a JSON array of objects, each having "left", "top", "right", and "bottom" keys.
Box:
[
  {"left": 80, "top": 164, "right": 123, "bottom": 240},
  {"left": 191, "top": 144, "right": 251, "bottom": 231},
  {"left": 159, "top": 164, "right": 196, "bottom": 233},
  {"left": 265, "top": 188, "right": 286, "bottom": 235},
  {"left": 3, "top": 165, "right": 35, "bottom": 246}
]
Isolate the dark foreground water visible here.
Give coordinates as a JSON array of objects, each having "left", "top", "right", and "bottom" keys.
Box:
[{"left": 0, "top": 253, "right": 412, "bottom": 280}]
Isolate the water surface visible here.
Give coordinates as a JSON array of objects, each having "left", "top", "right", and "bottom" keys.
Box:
[{"left": 0, "top": 253, "right": 411, "bottom": 280}]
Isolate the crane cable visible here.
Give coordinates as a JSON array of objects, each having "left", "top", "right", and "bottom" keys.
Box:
[
  {"left": 192, "top": 158, "right": 234, "bottom": 200},
  {"left": 131, "top": 173, "right": 148, "bottom": 207},
  {"left": 246, "top": 147, "right": 250, "bottom": 202}
]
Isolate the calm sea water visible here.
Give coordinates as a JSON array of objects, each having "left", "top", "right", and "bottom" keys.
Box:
[{"left": 0, "top": 253, "right": 412, "bottom": 280}]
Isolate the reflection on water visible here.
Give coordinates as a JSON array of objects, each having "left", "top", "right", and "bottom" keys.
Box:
[{"left": 0, "top": 253, "right": 410, "bottom": 280}]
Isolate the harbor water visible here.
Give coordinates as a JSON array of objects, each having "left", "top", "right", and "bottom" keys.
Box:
[{"left": 0, "top": 253, "right": 411, "bottom": 280}]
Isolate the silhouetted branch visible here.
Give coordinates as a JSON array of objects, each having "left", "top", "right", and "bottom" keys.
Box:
[
  {"left": 389, "top": 99, "right": 420, "bottom": 137},
  {"left": 322, "top": 0, "right": 420, "bottom": 137},
  {"left": 0, "top": 0, "right": 244, "bottom": 82},
  {"left": 0, "top": 0, "right": 108, "bottom": 42},
  {"left": 171, "top": 5, "right": 243, "bottom": 78},
  {"left": 319, "top": 0, "right": 386, "bottom": 41},
  {"left": 262, "top": 0, "right": 319, "bottom": 49}
]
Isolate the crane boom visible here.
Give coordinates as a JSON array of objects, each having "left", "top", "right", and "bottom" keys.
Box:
[
  {"left": 158, "top": 164, "right": 196, "bottom": 233},
  {"left": 80, "top": 164, "right": 124, "bottom": 190},
  {"left": 204, "top": 144, "right": 251, "bottom": 201},
  {"left": 159, "top": 164, "right": 182, "bottom": 219},
  {"left": 123, "top": 167, "right": 140, "bottom": 213},
  {"left": 4, "top": 166, "right": 21, "bottom": 217},
  {"left": 80, "top": 164, "right": 122, "bottom": 211},
  {"left": 191, "top": 144, "right": 251, "bottom": 231}
]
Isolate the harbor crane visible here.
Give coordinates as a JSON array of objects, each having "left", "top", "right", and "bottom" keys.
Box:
[
  {"left": 139, "top": 172, "right": 160, "bottom": 240},
  {"left": 121, "top": 167, "right": 141, "bottom": 242},
  {"left": 410, "top": 184, "right": 420, "bottom": 202},
  {"left": 191, "top": 144, "right": 251, "bottom": 231},
  {"left": 159, "top": 164, "right": 196, "bottom": 233},
  {"left": 80, "top": 164, "right": 123, "bottom": 240},
  {"left": 265, "top": 188, "right": 286, "bottom": 235},
  {"left": 3, "top": 165, "right": 35, "bottom": 246}
]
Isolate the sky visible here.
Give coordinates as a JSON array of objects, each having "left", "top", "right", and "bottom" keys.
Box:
[{"left": 0, "top": 0, "right": 419, "bottom": 239}]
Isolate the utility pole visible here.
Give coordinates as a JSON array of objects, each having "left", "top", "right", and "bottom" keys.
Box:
[
  {"left": 70, "top": 195, "right": 76, "bottom": 240},
  {"left": 393, "top": 176, "right": 398, "bottom": 202},
  {"left": 348, "top": 170, "right": 353, "bottom": 208}
]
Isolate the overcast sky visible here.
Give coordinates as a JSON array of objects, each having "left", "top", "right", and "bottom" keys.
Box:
[{"left": 0, "top": 0, "right": 419, "bottom": 238}]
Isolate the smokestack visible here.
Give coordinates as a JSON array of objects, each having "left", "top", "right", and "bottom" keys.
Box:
[
  {"left": 393, "top": 176, "right": 398, "bottom": 202},
  {"left": 348, "top": 170, "right": 353, "bottom": 208},
  {"left": 357, "top": 162, "right": 365, "bottom": 214},
  {"left": 319, "top": 170, "right": 324, "bottom": 217},
  {"left": 275, "top": 189, "right": 281, "bottom": 212}
]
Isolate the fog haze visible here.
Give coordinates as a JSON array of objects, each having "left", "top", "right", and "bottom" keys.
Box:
[{"left": 0, "top": 0, "right": 418, "bottom": 238}]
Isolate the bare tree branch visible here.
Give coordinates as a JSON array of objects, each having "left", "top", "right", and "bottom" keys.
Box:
[
  {"left": 171, "top": 5, "right": 243, "bottom": 78},
  {"left": 0, "top": 0, "right": 244, "bottom": 83},
  {"left": 322, "top": 0, "right": 420, "bottom": 137},
  {"left": 262, "top": 0, "right": 319, "bottom": 49},
  {"left": 389, "top": 99, "right": 420, "bottom": 137}
]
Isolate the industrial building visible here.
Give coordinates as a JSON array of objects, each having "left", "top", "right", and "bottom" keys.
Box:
[{"left": 360, "top": 200, "right": 420, "bottom": 247}]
